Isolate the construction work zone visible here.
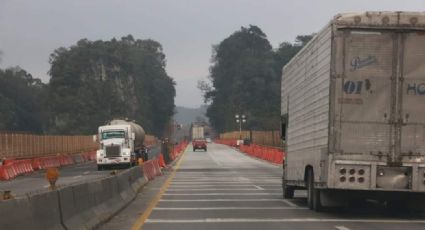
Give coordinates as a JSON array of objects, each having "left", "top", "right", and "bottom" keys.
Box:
[
  {"left": 215, "top": 139, "right": 284, "bottom": 164},
  {"left": 0, "top": 151, "right": 96, "bottom": 180}
]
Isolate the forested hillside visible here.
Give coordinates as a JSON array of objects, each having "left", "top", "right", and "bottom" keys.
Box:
[
  {"left": 48, "top": 35, "right": 175, "bottom": 135},
  {"left": 200, "top": 25, "right": 312, "bottom": 132},
  {"left": 0, "top": 35, "right": 176, "bottom": 136}
]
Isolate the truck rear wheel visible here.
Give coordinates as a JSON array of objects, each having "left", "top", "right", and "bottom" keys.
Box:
[
  {"left": 306, "top": 169, "right": 322, "bottom": 211},
  {"left": 282, "top": 181, "right": 294, "bottom": 199}
]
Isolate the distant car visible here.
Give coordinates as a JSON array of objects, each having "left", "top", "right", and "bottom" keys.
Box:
[
  {"left": 192, "top": 139, "right": 207, "bottom": 151},
  {"left": 205, "top": 138, "right": 212, "bottom": 143}
]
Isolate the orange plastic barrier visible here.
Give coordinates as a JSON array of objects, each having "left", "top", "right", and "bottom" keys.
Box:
[
  {"left": 218, "top": 141, "right": 285, "bottom": 165},
  {"left": 0, "top": 150, "right": 97, "bottom": 180}
]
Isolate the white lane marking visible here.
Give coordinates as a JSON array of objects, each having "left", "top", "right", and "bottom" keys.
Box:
[
  {"left": 171, "top": 181, "right": 279, "bottom": 184},
  {"left": 73, "top": 175, "right": 83, "bottom": 179},
  {"left": 160, "top": 199, "right": 284, "bottom": 202},
  {"left": 335, "top": 226, "right": 351, "bottom": 230},
  {"left": 168, "top": 185, "right": 257, "bottom": 188},
  {"left": 145, "top": 218, "right": 425, "bottom": 224},
  {"left": 254, "top": 185, "right": 265, "bottom": 190},
  {"left": 163, "top": 193, "right": 281, "bottom": 196},
  {"left": 43, "top": 185, "right": 50, "bottom": 188},
  {"left": 281, "top": 199, "right": 298, "bottom": 207},
  {"left": 165, "top": 188, "right": 281, "bottom": 191},
  {"left": 83, "top": 171, "right": 90, "bottom": 175},
  {"left": 207, "top": 150, "right": 223, "bottom": 166},
  {"left": 153, "top": 207, "right": 307, "bottom": 210}
]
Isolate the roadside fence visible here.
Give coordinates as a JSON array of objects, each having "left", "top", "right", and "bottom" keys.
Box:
[
  {"left": 0, "top": 132, "right": 97, "bottom": 159},
  {"left": 219, "top": 130, "right": 282, "bottom": 147}
]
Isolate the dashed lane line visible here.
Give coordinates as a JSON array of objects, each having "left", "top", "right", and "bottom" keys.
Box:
[
  {"left": 254, "top": 185, "right": 265, "bottom": 190},
  {"left": 335, "top": 226, "right": 351, "bottom": 230},
  {"left": 281, "top": 199, "right": 299, "bottom": 207}
]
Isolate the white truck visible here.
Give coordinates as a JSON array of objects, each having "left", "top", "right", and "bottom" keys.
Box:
[
  {"left": 96, "top": 119, "right": 146, "bottom": 170},
  {"left": 281, "top": 11, "right": 425, "bottom": 211}
]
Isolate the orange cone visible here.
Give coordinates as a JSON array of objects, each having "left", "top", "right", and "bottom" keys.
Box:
[{"left": 159, "top": 154, "right": 166, "bottom": 167}]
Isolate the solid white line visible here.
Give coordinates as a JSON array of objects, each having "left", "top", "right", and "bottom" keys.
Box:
[
  {"left": 145, "top": 218, "right": 425, "bottom": 224},
  {"left": 171, "top": 182, "right": 279, "bottom": 184},
  {"left": 83, "top": 171, "right": 90, "bottom": 175},
  {"left": 169, "top": 185, "right": 258, "bottom": 188},
  {"left": 163, "top": 193, "right": 281, "bottom": 196},
  {"left": 165, "top": 188, "right": 281, "bottom": 191},
  {"left": 159, "top": 199, "right": 285, "bottom": 202},
  {"left": 335, "top": 226, "right": 351, "bottom": 230},
  {"left": 73, "top": 175, "right": 83, "bottom": 179},
  {"left": 153, "top": 207, "right": 307, "bottom": 210},
  {"left": 281, "top": 199, "right": 298, "bottom": 207}
]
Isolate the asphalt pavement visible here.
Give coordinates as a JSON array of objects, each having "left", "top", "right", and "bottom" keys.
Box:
[{"left": 99, "top": 143, "right": 425, "bottom": 230}]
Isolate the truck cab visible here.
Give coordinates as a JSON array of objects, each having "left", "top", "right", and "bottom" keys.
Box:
[{"left": 96, "top": 124, "right": 136, "bottom": 170}]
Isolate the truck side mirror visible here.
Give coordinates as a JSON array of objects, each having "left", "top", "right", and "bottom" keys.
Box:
[{"left": 281, "top": 114, "right": 288, "bottom": 141}]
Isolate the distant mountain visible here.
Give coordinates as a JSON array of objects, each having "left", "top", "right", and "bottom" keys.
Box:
[{"left": 174, "top": 105, "right": 208, "bottom": 125}]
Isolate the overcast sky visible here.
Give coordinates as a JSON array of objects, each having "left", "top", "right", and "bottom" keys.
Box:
[{"left": 1, "top": 1, "right": 424, "bottom": 108}]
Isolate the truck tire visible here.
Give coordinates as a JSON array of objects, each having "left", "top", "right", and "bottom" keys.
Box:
[
  {"left": 307, "top": 169, "right": 323, "bottom": 211},
  {"left": 97, "top": 165, "right": 103, "bottom": 171},
  {"left": 306, "top": 169, "right": 314, "bottom": 209},
  {"left": 282, "top": 180, "right": 294, "bottom": 199},
  {"left": 313, "top": 188, "right": 323, "bottom": 211},
  {"left": 193, "top": 148, "right": 196, "bottom": 152},
  {"left": 205, "top": 148, "right": 207, "bottom": 152}
]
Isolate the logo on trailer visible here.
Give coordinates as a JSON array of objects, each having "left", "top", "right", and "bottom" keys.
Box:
[
  {"left": 343, "top": 79, "right": 371, "bottom": 94},
  {"left": 350, "top": 56, "right": 377, "bottom": 71},
  {"left": 406, "top": 83, "right": 425, "bottom": 95}
]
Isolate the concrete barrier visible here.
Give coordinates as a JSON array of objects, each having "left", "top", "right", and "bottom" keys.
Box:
[
  {"left": 1, "top": 165, "right": 148, "bottom": 230},
  {"left": 0, "top": 191, "right": 64, "bottom": 230},
  {"left": 58, "top": 166, "right": 148, "bottom": 229}
]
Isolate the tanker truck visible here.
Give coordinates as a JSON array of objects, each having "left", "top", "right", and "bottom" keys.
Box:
[{"left": 96, "top": 119, "right": 146, "bottom": 170}]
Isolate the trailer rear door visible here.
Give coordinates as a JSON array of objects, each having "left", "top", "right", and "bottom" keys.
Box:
[
  {"left": 400, "top": 32, "right": 425, "bottom": 156},
  {"left": 334, "top": 30, "right": 395, "bottom": 156}
]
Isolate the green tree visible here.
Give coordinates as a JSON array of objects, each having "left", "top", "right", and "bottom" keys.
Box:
[
  {"left": 201, "top": 25, "right": 278, "bottom": 132},
  {"left": 0, "top": 67, "right": 47, "bottom": 133},
  {"left": 201, "top": 27, "right": 314, "bottom": 133},
  {"left": 48, "top": 35, "right": 175, "bottom": 136}
]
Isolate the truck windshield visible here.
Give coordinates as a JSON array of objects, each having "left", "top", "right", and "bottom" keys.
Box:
[{"left": 101, "top": 131, "right": 125, "bottom": 140}]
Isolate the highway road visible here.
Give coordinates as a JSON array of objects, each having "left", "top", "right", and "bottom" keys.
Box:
[
  {"left": 101, "top": 143, "right": 425, "bottom": 230},
  {"left": 0, "top": 146, "right": 161, "bottom": 197}
]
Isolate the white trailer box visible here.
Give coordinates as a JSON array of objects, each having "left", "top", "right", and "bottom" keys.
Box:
[
  {"left": 281, "top": 12, "right": 425, "bottom": 211},
  {"left": 191, "top": 125, "right": 205, "bottom": 140}
]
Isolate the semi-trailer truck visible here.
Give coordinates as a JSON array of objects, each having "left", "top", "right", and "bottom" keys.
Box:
[
  {"left": 281, "top": 11, "right": 425, "bottom": 211},
  {"left": 96, "top": 119, "right": 146, "bottom": 170}
]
